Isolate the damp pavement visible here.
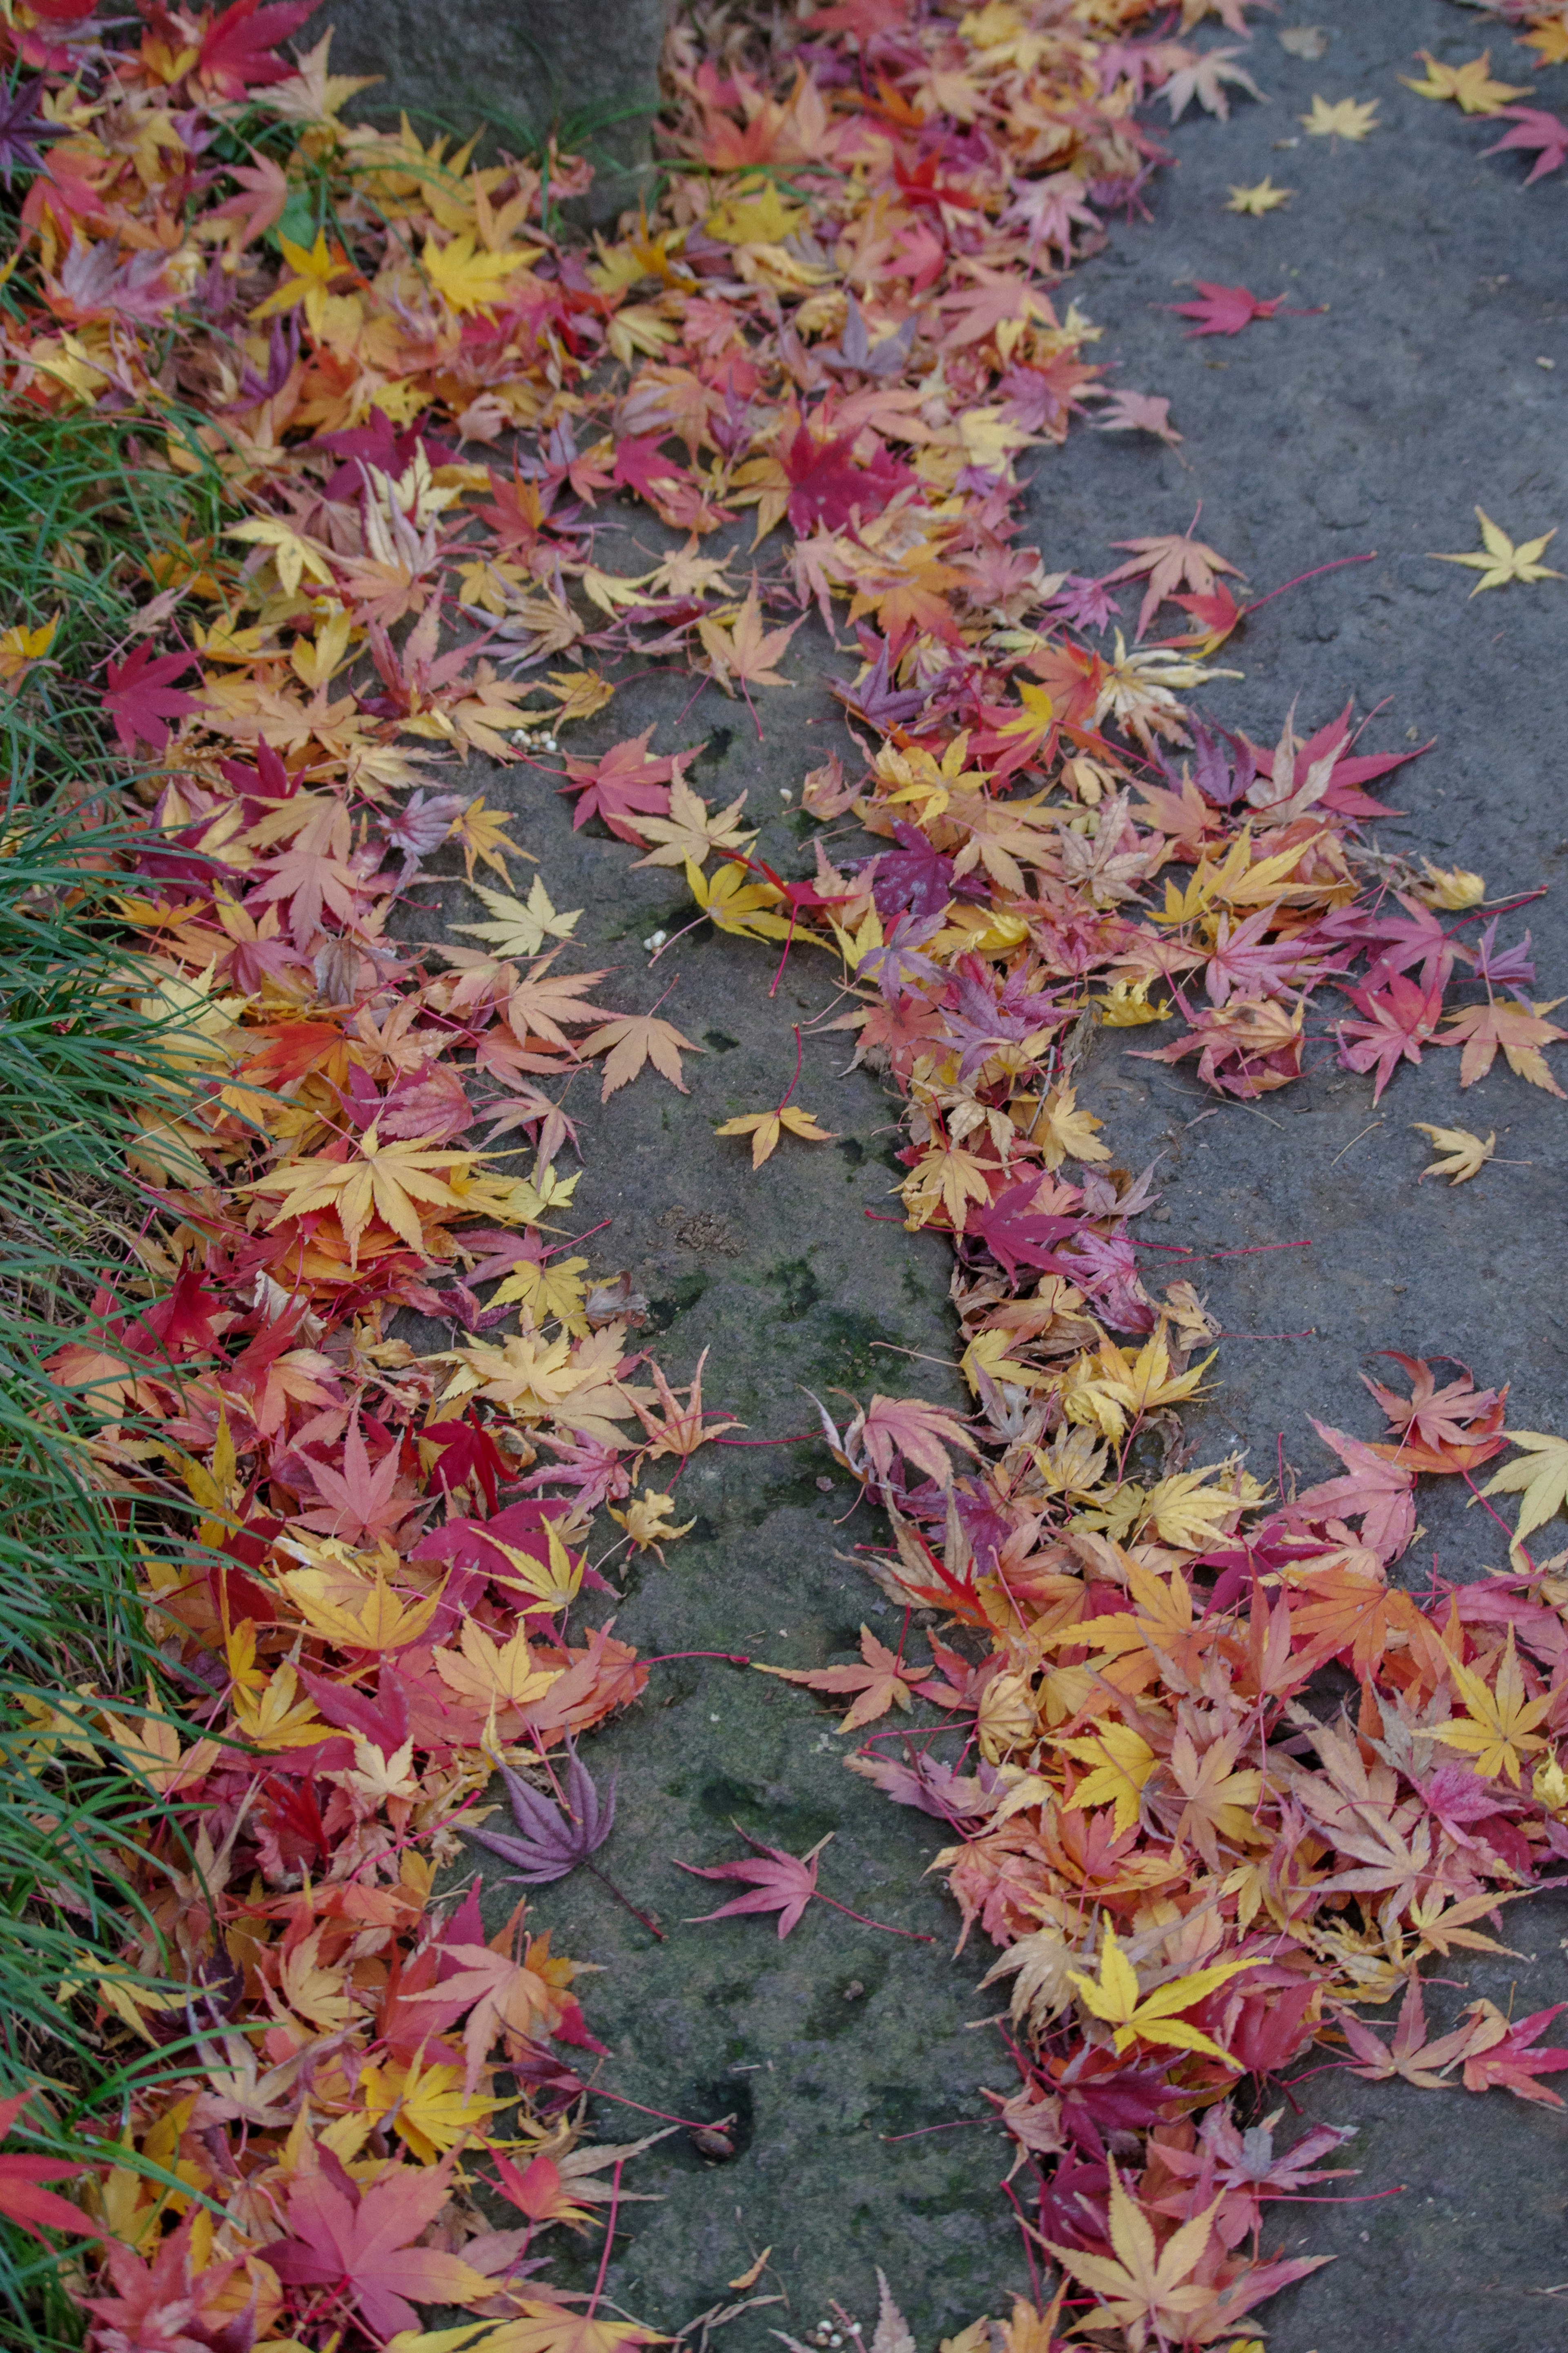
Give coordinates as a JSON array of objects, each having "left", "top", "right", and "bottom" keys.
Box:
[{"left": 411, "top": 0, "right": 1568, "bottom": 2341}]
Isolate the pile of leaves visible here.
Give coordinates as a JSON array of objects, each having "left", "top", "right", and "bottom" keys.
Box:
[{"left": 0, "top": 0, "right": 1564, "bottom": 2346}]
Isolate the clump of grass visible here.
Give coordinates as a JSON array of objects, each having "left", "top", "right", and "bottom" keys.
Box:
[{"left": 0, "top": 397, "right": 235, "bottom": 2341}]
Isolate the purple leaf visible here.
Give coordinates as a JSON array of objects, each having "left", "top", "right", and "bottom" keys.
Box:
[{"left": 463, "top": 1742, "right": 616, "bottom": 1883}]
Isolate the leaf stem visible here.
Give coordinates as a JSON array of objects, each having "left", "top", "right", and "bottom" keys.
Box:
[
  {"left": 585, "top": 1858, "right": 667, "bottom": 1940},
  {"left": 812, "top": 1891, "right": 935, "bottom": 1942}
]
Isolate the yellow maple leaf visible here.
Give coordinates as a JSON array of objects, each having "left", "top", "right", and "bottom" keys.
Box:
[
  {"left": 1401, "top": 49, "right": 1529, "bottom": 114},
  {"left": 362, "top": 2051, "right": 503, "bottom": 2161},
  {"left": 706, "top": 175, "right": 807, "bottom": 245},
  {"left": 226, "top": 515, "right": 336, "bottom": 596},
  {"left": 451, "top": 878, "right": 582, "bottom": 959},
  {"left": 487, "top": 1523, "right": 584, "bottom": 1614},
  {"left": 1225, "top": 176, "right": 1292, "bottom": 215},
  {"left": 1419, "top": 859, "right": 1486, "bottom": 908},
  {"left": 451, "top": 796, "right": 524, "bottom": 884},
  {"left": 1412, "top": 1122, "right": 1494, "bottom": 1184},
  {"left": 1474, "top": 1431, "right": 1568, "bottom": 1557},
  {"left": 1421, "top": 1627, "right": 1552, "bottom": 1784},
  {"left": 1301, "top": 93, "right": 1380, "bottom": 139},
  {"left": 697, "top": 589, "right": 803, "bottom": 694},
  {"left": 1430, "top": 508, "right": 1562, "bottom": 594},
  {"left": 421, "top": 232, "right": 533, "bottom": 314},
  {"left": 432, "top": 1619, "right": 560, "bottom": 1710},
  {"left": 684, "top": 855, "right": 791, "bottom": 942},
  {"left": 714, "top": 1104, "right": 837, "bottom": 1168},
  {"left": 247, "top": 1124, "right": 482, "bottom": 1264},
  {"left": 1067, "top": 1923, "right": 1262, "bottom": 2062},
  {"left": 279, "top": 1563, "right": 443, "bottom": 1651},
  {"left": 1055, "top": 1723, "right": 1157, "bottom": 1834}
]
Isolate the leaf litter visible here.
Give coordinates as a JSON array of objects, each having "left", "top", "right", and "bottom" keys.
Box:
[{"left": 0, "top": 0, "right": 1566, "bottom": 2346}]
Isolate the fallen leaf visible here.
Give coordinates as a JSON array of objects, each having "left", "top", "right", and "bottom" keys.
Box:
[
  {"left": 579, "top": 1010, "right": 702, "bottom": 1100},
  {"left": 713, "top": 1104, "right": 837, "bottom": 1167},
  {"left": 1412, "top": 1123, "right": 1494, "bottom": 1184},
  {"left": 1225, "top": 177, "right": 1293, "bottom": 216},
  {"left": 1301, "top": 93, "right": 1380, "bottom": 138},
  {"left": 1429, "top": 508, "right": 1562, "bottom": 594}
]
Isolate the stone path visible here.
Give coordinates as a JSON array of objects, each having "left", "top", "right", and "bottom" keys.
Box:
[{"left": 418, "top": 1, "right": 1568, "bottom": 2340}]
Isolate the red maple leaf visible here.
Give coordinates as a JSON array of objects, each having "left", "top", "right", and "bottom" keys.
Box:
[
  {"left": 419, "top": 1414, "right": 514, "bottom": 1514},
  {"left": 1361, "top": 1351, "right": 1508, "bottom": 1474},
  {"left": 0, "top": 2091, "right": 96, "bottom": 2243},
  {"left": 133, "top": 1258, "right": 223, "bottom": 1360},
  {"left": 782, "top": 425, "right": 910, "bottom": 534},
  {"left": 261, "top": 2149, "right": 489, "bottom": 2340},
  {"left": 1461, "top": 2003, "right": 1568, "bottom": 2103},
  {"left": 1286, "top": 1419, "right": 1417, "bottom": 1562},
  {"left": 1483, "top": 105, "right": 1568, "bottom": 183},
  {"left": 1167, "top": 281, "right": 1286, "bottom": 338},
  {"left": 99, "top": 642, "right": 198, "bottom": 756},
  {"left": 675, "top": 1826, "right": 927, "bottom": 1941},
  {"left": 1334, "top": 971, "right": 1445, "bottom": 1100},
  {"left": 196, "top": 0, "right": 319, "bottom": 99},
  {"left": 561, "top": 729, "right": 679, "bottom": 844}
]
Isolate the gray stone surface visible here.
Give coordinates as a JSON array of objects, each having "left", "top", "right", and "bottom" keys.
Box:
[
  {"left": 305, "top": 0, "right": 674, "bottom": 217},
  {"left": 409, "top": 0, "right": 1568, "bottom": 2339}
]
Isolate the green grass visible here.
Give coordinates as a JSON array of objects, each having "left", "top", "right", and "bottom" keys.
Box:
[{"left": 0, "top": 399, "right": 236, "bottom": 2341}]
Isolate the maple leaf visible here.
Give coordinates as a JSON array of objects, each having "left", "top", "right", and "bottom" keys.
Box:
[
  {"left": 1459, "top": 2001, "right": 1568, "bottom": 2104},
  {"left": 1225, "top": 176, "right": 1293, "bottom": 215},
  {"left": 842, "top": 1392, "right": 980, "bottom": 1490},
  {"left": 503, "top": 957, "right": 615, "bottom": 1051},
  {"left": 452, "top": 878, "right": 583, "bottom": 960},
  {"left": 1102, "top": 525, "right": 1243, "bottom": 639},
  {"left": 1047, "top": 2157, "right": 1226, "bottom": 2342},
  {"left": 1334, "top": 972, "right": 1444, "bottom": 1100},
  {"left": 1413, "top": 1122, "right": 1494, "bottom": 1184},
  {"left": 1474, "top": 1431, "right": 1568, "bottom": 1554},
  {"left": 1056, "top": 1724, "right": 1157, "bottom": 1836},
  {"left": 1429, "top": 507, "right": 1562, "bottom": 593},
  {"left": 1424, "top": 1628, "right": 1552, "bottom": 1783},
  {"left": 579, "top": 1009, "right": 700, "bottom": 1100},
  {"left": 247, "top": 1124, "right": 481, "bottom": 1264},
  {"left": 294, "top": 1413, "right": 427, "bottom": 1546},
  {"left": 464, "top": 1743, "right": 615, "bottom": 1881},
  {"left": 1483, "top": 104, "right": 1568, "bottom": 181},
  {"left": 677, "top": 1827, "right": 829, "bottom": 1937},
  {"left": 1100, "top": 388, "right": 1185, "bottom": 447},
  {"left": 196, "top": 0, "right": 318, "bottom": 98},
  {"left": 1436, "top": 995, "right": 1567, "bottom": 1094},
  {"left": 685, "top": 855, "right": 792, "bottom": 943},
  {"left": 1401, "top": 50, "right": 1529, "bottom": 115},
  {"left": 481, "top": 2304, "right": 664, "bottom": 2353},
  {"left": 422, "top": 231, "right": 531, "bottom": 314},
  {"left": 699, "top": 589, "right": 802, "bottom": 699},
  {"left": 1362, "top": 1350, "right": 1506, "bottom": 1471},
  {"left": 755, "top": 1623, "right": 933, "bottom": 1731},
  {"left": 99, "top": 643, "right": 198, "bottom": 757},
  {"left": 1301, "top": 93, "right": 1380, "bottom": 139},
  {"left": 261, "top": 2150, "right": 491, "bottom": 2339},
  {"left": 1291, "top": 1418, "right": 1417, "bottom": 1561},
  {"left": 714, "top": 1104, "right": 836, "bottom": 1167},
  {"left": 1334, "top": 1972, "right": 1488, "bottom": 2088},
  {"left": 627, "top": 774, "right": 755, "bottom": 870},
  {"left": 0, "top": 79, "right": 59, "bottom": 188},
  {"left": 1068, "top": 1924, "right": 1263, "bottom": 2064},
  {"left": 0, "top": 2090, "right": 95, "bottom": 2242},
  {"left": 1161, "top": 44, "right": 1265, "bottom": 121},
  {"left": 1167, "top": 281, "right": 1287, "bottom": 339},
  {"left": 561, "top": 730, "right": 678, "bottom": 844},
  {"left": 452, "top": 797, "right": 523, "bottom": 886},
  {"left": 227, "top": 513, "right": 337, "bottom": 594}
]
